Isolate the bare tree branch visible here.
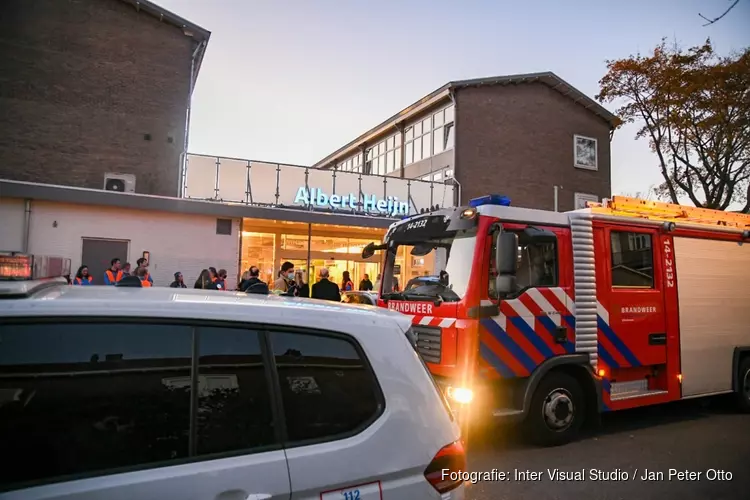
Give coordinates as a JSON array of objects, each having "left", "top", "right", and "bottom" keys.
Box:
[{"left": 699, "top": 0, "right": 740, "bottom": 26}]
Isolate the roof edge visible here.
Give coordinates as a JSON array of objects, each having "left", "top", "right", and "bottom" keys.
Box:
[
  {"left": 119, "top": 0, "right": 211, "bottom": 42},
  {"left": 312, "top": 72, "right": 620, "bottom": 169},
  {"left": 0, "top": 179, "right": 396, "bottom": 229}
]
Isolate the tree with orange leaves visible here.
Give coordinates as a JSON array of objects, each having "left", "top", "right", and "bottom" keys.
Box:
[{"left": 597, "top": 39, "right": 750, "bottom": 212}]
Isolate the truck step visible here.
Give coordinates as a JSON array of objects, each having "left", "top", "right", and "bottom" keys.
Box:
[
  {"left": 610, "top": 380, "right": 668, "bottom": 401},
  {"left": 492, "top": 408, "right": 524, "bottom": 418}
]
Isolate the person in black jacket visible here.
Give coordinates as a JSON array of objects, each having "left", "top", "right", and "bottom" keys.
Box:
[
  {"left": 311, "top": 268, "right": 341, "bottom": 302},
  {"left": 241, "top": 266, "right": 270, "bottom": 295},
  {"left": 170, "top": 272, "right": 187, "bottom": 288},
  {"left": 194, "top": 269, "right": 219, "bottom": 290}
]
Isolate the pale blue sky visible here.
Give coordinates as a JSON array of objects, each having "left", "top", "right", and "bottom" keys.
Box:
[{"left": 158, "top": 0, "right": 749, "bottom": 199}]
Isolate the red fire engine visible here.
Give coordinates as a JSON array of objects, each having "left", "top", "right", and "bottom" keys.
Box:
[{"left": 363, "top": 195, "right": 750, "bottom": 445}]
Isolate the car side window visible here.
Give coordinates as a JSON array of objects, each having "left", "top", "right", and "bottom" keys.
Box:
[
  {"left": 269, "top": 331, "right": 382, "bottom": 443},
  {"left": 0, "top": 322, "right": 193, "bottom": 488},
  {"left": 195, "top": 326, "right": 276, "bottom": 456}
]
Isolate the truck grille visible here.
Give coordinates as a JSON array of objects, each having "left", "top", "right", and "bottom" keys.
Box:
[{"left": 412, "top": 325, "right": 442, "bottom": 364}]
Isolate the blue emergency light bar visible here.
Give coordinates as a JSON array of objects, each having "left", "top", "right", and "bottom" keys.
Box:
[{"left": 468, "top": 194, "right": 511, "bottom": 208}]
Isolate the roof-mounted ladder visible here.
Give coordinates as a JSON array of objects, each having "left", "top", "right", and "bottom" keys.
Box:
[{"left": 586, "top": 196, "right": 750, "bottom": 231}]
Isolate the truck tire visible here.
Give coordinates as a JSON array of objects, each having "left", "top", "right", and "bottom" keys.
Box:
[
  {"left": 736, "top": 357, "right": 750, "bottom": 413},
  {"left": 524, "top": 371, "right": 585, "bottom": 447}
]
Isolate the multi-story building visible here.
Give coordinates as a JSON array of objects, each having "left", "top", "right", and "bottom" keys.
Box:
[
  {"left": 0, "top": 0, "right": 210, "bottom": 197},
  {"left": 313, "top": 72, "right": 620, "bottom": 211}
]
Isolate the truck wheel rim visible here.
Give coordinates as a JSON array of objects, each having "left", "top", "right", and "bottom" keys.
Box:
[
  {"left": 744, "top": 370, "right": 750, "bottom": 400},
  {"left": 543, "top": 388, "right": 574, "bottom": 430}
]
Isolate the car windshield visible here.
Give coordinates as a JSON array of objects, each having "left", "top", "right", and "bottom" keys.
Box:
[{"left": 381, "top": 230, "right": 477, "bottom": 302}]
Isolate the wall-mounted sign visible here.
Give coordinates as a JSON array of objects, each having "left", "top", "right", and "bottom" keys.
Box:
[{"left": 294, "top": 187, "right": 409, "bottom": 217}]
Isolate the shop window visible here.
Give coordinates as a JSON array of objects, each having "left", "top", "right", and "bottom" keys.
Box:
[
  {"left": 610, "top": 231, "right": 654, "bottom": 288},
  {"left": 269, "top": 331, "right": 382, "bottom": 443}
]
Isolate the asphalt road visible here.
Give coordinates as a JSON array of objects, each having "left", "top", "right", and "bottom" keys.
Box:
[{"left": 464, "top": 396, "right": 750, "bottom": 500}]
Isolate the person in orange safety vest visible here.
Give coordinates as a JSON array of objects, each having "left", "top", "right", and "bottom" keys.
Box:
[
  {"left": 136, "top": 266, "right": 152, "bottom": 287},
  {"left": 104, "top": 258, "right": 124, "bottom": 285},
  {"left": 136, "top": 257, "right": 154, "bottom": 285},
  {"left": 73, "top": 265, "right": 94, "bottom": 285}
]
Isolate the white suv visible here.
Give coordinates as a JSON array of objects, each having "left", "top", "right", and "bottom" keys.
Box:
[{"left": 0, "top": 279, "right": 465, "bottom": 500}]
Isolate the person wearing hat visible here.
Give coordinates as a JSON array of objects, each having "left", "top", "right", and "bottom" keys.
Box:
[{"left": 170, "top": 272, "right": 187, "bottom": 288}]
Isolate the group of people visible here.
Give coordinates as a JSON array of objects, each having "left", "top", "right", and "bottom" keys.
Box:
[
  {"left": 68, "top": 257, "right": 226, "bottom": 290},
  {"left": 70, "top": 258, "right": 155, "bottom": 287},
  {"left": 67, "top": 257, "right": 376, "bottom": 303},
  {"left": 237, "top": 261, "right": 374, "bottom": 302}
]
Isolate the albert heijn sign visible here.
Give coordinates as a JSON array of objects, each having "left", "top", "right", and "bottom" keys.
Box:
[{"left": 387, "top": 301, "right": 434, "bottom": 315}]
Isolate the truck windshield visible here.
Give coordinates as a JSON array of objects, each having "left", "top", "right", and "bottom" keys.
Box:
[{"left": 381, "top": 229, "right": 477, "bottom": 302}]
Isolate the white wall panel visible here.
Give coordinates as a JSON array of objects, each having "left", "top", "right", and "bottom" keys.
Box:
[
  {"left": 0, "top": 198, "right": 26, "bottom": 252},
  {"left": 217, "top": 159, "right": 249, "bottom": 202},
  {"left": 27, "top": 201, "right": 240, "bottom": 289}
]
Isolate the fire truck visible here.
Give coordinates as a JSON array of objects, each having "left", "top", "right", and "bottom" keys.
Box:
[{"left": 362, "top": 194, "right": 750, "bottom": 446}]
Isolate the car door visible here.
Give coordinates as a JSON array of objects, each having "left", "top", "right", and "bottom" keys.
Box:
[
  {"left": 0, "top": 320, "right": 291, "bottom": 500},
  {"left": 267, "top": 328, "right": 447, "bottom": 500}
]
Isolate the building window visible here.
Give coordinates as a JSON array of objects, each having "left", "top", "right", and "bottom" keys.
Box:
[
  {"left": 363, "top": 134, "right": 400, "bottom": 176},
  {"left": 337, "top": 153, "right": 363, "bottom": 173},
  {"left": 610, "top": 231, "right": 654, "bottom": 288},
  {"left": 574, "top": 135, "right": 598, "bottom": 170},
  {"left": 404, "top": 104, "right": 455, "bottom": 166},
  {"left": 574, "top": 193, "right": 598, "bottom": 210}
]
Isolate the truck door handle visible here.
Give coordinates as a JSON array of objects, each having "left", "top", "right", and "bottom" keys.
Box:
[{"left": 648, "top": 333, "right": 666, "bottom": 345}]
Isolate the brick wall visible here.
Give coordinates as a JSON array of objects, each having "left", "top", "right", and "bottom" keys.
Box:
[
  {"left": 455, "top": 83, "right": 612, "bottom": 211},
  {"left": 17, "top": 199, "right": 240, "bottom": 289},
  {"left": 0, "top": 0, "right": 196, "bottom": 196}
]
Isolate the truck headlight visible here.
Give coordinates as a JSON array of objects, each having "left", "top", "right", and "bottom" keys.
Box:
[{"left": 446, "top": 386, "right": 474, "bottom": 405}]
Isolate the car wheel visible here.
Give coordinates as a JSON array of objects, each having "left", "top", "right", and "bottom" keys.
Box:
[{"left": 524, "top": 371, "right": 585, "bottom": 447}]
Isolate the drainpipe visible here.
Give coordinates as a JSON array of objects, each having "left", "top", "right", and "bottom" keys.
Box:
[
  {"left": 22, "top": 199, "right": 31, "bottom": 253},
  {"left": 180, "top": 40, "right": 206, "bottom": 197},
  {"left": 449, "top": 88, "right": 457, "bottom": 203}
]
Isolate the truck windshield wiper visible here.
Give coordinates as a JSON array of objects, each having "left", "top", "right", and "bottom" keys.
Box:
[
  {"left": 381, "top": 292, "right": 406, "bottom": 302},
  {"left": 402, "top": 290, "right": 446, "bottom": 306}
]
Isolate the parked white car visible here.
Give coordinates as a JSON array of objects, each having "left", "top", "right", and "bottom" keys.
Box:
[{"left": 0, "top": 277, "right": 465, "bottom": 500}]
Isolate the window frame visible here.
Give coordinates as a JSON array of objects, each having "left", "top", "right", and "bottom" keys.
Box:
[
  {"left": 263, "top": 324, "right": 386, "bottom": 449},
  {"left": 573, "top": 134, "right": 598, "bottom": 171},
  {"left": 574, "top": 192, "right": 599, "bottom": 210},
  {"left": 404, "top": 104, "right": 455, "bottom": 167},
  {"left": 0, "top": 316, "right": 385, "bottom": 492},
  {"left": 487, "top": 227, "right": 560, "bottom": 300},
  {"left": 608, "top": 229, "right": 656, "bottom": 289}
]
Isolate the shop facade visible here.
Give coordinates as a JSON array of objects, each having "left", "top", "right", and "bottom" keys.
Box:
[
  {"left": 1, "top": 172, "right": 451, "bottom": 292},
  {"left": 182, "top": 153, "right": 456, "bottom": 290}
]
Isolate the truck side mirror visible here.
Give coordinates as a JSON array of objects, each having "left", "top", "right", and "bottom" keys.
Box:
[
  {"left": 362, "top": 242, "right": 376, "bottom": 259},
  {"left": 495, "top": 232, "right": 518, "bottom": 274},
  {"left": 494, "top": 231, "right": 518, "bottom": 295}
]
